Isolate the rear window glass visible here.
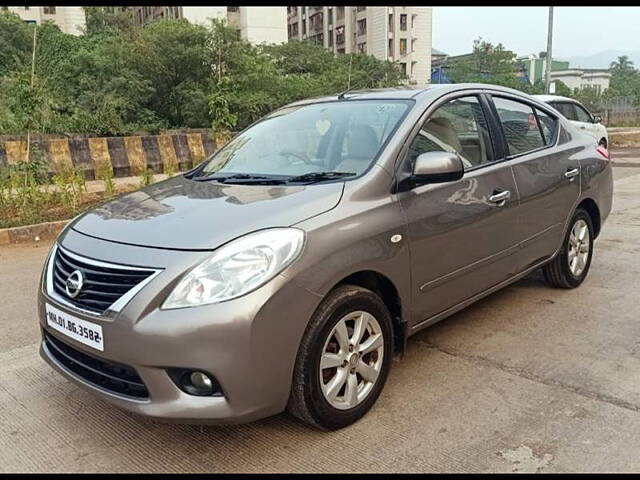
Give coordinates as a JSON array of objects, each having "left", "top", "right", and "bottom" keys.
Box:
[
  {"left": 493, "top": 97, "right": 545, "bottom": 156},
  {"left": 550, "top": 102, "right": 577, "bottom": 121}
]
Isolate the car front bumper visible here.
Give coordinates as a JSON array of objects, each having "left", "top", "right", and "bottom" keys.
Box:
[{"left": 38, "top": 228, "right": 323, "bottom": 424}]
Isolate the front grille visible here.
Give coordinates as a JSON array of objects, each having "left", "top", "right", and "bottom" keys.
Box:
[
  {"left": 51, "top": 246, "right": 155, "bottom": 314},
  {"left": 44, "top": 331, "right": 149, "bottom": 399}
]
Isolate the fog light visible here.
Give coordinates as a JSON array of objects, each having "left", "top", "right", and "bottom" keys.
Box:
[
  {"left": 167, "top": 368, "right": 223, "bottom": 397},
  {"left": 190, "top": 371, "right": 213, "bottom": 393}
]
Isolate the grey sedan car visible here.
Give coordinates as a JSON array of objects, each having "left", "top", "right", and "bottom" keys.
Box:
[{"left": 38, "top": 84, "right": 613, "bottom": 430}]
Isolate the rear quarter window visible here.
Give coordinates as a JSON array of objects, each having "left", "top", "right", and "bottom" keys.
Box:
[
  {"left": 535, "top": 108, "right": 558, "bottom": 146},
  {"left": 493, "top": 97, "right": 545, "bottom": 156}
]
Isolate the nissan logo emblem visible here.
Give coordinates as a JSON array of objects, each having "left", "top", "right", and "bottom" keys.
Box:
[{"left": 65, "top": 270, "right": 84, "bottom": 298}]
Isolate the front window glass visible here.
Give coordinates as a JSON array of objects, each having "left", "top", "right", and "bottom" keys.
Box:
[
  {"left": 193, "top": 100, "right": 411, "bottom": 182},
  {"left": 407, "top": 96, "right": 494, "bottom": 169},
  {"left": 493, "top": 97, "right": 545, "bottom": 156}
]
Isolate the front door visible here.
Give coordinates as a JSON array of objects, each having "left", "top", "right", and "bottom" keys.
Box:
[{"left": 397, "top": 94, "right": 521, "bottom": 326}]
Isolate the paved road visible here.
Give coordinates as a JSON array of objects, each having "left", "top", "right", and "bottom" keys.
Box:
[{"left": 2, "top": 162, "right": 640, "bottom": 473}]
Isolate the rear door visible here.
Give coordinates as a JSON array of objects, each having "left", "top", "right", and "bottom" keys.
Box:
[
  {"left": 572, "top": 102, "right": 601, "bottom": 143},
  {"left": 490, "top": 95, "right": 581, "bottom": 272},
  {"left": 397, "top": 93, "right": 521, "bottom": 325},
  {"left": 551, "top": 101, "right": 598, "bottom": 143}
]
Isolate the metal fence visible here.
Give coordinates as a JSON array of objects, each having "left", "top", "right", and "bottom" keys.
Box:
[{"left": 595, "top": 97, "right": 640, "bottom": 126}]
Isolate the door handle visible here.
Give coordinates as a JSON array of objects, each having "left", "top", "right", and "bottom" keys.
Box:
[
  {"left": 488, "top": 190, "right": 511, "bottom": 206},
  {"left": 579, "top": 125, "right": 586, "bottom": 129},
  {"left": 565, "top": 168, "right": 579, "bottom": 180}
]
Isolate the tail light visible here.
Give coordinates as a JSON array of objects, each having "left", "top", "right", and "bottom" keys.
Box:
[{"left": 596, "top": 144, "right": 609, "bottom": 160}]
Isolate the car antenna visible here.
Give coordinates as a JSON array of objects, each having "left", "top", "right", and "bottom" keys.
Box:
[{"left": 338, "top": 55, "right": 354, "bottom": 100}]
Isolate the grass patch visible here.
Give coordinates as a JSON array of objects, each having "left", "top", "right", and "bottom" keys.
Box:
[{"left": 0, "top": 152, "right": 141, "bottom": 229}]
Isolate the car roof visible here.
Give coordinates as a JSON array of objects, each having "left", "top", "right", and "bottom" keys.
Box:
[
  {"left": 284, "top": 83, "right": 542, "bottom": 108},
  {"left": 533, "top": 94, "right": 581, "bottom": 104}
]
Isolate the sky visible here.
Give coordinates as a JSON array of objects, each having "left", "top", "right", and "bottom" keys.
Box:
[{"left": 432, "top": 7, "right": 640, "bottom": 61}]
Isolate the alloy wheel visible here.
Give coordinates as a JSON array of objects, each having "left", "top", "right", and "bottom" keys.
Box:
[
  {"left": 568, "top": 219, "right": 590, "bottom": 277},
  {"left": 319, "top": 310, "right": 384, "bottom": 410}
]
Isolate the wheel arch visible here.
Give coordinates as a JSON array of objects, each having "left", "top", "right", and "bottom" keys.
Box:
[
  {"left": 577, "top": 197, "right": 601, "bottom": 238},
  {"left": 333, "top": 270, "right": 406, "bottom": 355}
]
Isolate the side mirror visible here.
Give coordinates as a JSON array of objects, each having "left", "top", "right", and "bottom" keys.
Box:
[
  {"left": 593, "top": 115, "right": 602, "bottom": 124},
  {"left": 412, "top": 151, "right": 464, "bottom": 186}
]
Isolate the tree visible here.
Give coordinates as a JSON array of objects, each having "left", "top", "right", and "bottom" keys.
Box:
[
  {"left": 610, "top": 55, "right": 634, "bottom": 72},
  {"left": 0, "top": 11, "right": 33, "bottom": 76},
  {"left": 448, "top": 38, "right": 519, "bottom": 87},
  {"left": 82, "top": 7, "right": 138, "bottom": 36},
  {"left": 131, "top": 19, "right": 212, "bottom": 128}
]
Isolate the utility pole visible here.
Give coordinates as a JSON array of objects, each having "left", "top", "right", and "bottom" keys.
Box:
[
  {"left": 25, "top": 24, "right": 37, "bottom": 166},
  {"left": 544, "top": 6, "right": 554, "bottom": 94}
]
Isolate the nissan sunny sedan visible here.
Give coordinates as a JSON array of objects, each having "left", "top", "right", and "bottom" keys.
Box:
[{"left": 39, "top": 84, "right": 613, "bottom": 430}]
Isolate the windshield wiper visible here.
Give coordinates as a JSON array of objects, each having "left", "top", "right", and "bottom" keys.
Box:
[
  {"left": 192, "top": 173, "right": 286, "bottom": 185},
  {"left": 285, "top": 171, "right": 357, "bottom": 184}
]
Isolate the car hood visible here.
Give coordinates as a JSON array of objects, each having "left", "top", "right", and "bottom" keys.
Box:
[{"left": 71, "top": 175, "right": 344, "bottom": 250}]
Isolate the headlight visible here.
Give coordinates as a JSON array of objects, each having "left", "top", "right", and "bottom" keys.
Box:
[{"left": 162, "top": 228, "right": 305, "bottom": 309}]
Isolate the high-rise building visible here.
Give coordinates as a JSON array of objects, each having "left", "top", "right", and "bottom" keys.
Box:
[
  {"left": 2, "top": 6, "right": 86, "bottom": 35},
  {"left": 132, "top": 6, "right": 288, "bottom": 45},
  {"left": 287, "top": 6, "right": 432, "bottom": 85}
]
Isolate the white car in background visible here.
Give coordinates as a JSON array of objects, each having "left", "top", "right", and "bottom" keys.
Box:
[{"left": 534, "top": 95, "right": 609, "bottom": 148}]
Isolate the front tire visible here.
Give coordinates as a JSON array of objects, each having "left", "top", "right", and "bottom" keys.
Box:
[
  {"left": 543, "top": 208, "right": 594, "bottom": 288},
  {"left": 287, "top": 285, "right": 393, "bottom": 430}
]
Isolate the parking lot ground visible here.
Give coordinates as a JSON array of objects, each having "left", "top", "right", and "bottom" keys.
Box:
[{"left": 1, "top": 156, "right": 640, "bottom": 473}]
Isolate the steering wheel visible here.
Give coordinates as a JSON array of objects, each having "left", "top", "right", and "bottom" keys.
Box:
[{"left": 278, "top": 150, "right": 314, "bottom": 165}]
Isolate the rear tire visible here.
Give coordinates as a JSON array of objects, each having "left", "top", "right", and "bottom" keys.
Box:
[
  {"left": 543, "top": 208, "right": 594, "bottom": 289},
  {"left": 287, "top": 285, "right": 393, "bottom": 430}
]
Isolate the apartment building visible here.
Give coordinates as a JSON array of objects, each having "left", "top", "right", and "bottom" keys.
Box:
[
  {"left": 287, "top": 6, "right": 432, "bottom": 85},
  {"left": 2, "top": 6, "right": 86, "bottom": 35},
  {"left": 133, "top": 6, "right": 287, "bottom": 44}
]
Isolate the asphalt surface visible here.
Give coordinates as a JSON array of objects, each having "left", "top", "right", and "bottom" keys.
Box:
[{"left": 1, "top": 155, "right": 640, "bottom": 473}]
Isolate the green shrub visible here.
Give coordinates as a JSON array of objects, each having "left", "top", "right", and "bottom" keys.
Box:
[
  {"left": 96, "top": 161, "right": 114, "bottom": 197},
  {"left": 139, "top": 166, "right": 155, "bottom": 187}
]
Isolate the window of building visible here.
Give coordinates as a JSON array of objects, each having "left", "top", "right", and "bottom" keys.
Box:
[
  {"left": 411, "top": 39, "right": 417, "bottom": 52},
  {"left": 407, "top": 96, "right": 494, "bottom": 168},
  {"left": 44, "top": 6, "right": 57, "bottom": 14},
  {"left": 328, "top": 8, "right": 332, "bottom": 25},
  {"left": 388, "top": 13, "right": 393, "bottom": 31},
  {"left": 493, "top": 97, "right": 546, "bottom": 156},
  {"left": 399, "top": 38, "right": 407, "bottom": 56},
  {"left": 336, "top": 6, "right": 345, "bottom": 20},
  {"left": 328, "top": 30, "right": 333, "bottom": 46},
  {"left": 388, "top": 38, "right": 393, "bottom": 57},
  {"left": 356, "top": 6, "right": 366, "bottom": 12},
  {"left": 400, "top": 14, "right": 407, "bottom": 31},
  {"left": 24, "top": 6, "right": 30, "bottom": 10},
  {"left": 228, "top": 6, "right": 239, "bottom": 13},
  {"left": 357, "top": 42, "right": 366, "bottom": 53},
  {"left": 357, "top": 18, "right": 366, "bottom": 36},
  {"left": 400, "top": 62, "right": 407, "bottom": 76}
]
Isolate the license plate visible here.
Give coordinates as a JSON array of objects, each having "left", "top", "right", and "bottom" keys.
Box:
[{"left": 45, "top": 303, "right": 104, "bottom": 351}]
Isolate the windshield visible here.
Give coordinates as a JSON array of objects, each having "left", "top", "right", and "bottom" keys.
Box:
[{"left": 191, "top": 100, "right": 412, "bottom": 183}]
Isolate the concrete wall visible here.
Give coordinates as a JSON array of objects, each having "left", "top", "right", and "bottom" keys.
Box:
[
  {"left": 240, "top": 7, "right": 287, "bottom": 44},
  {"left": 0, "top": 131, "right": 217, "bottom": 180}
]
